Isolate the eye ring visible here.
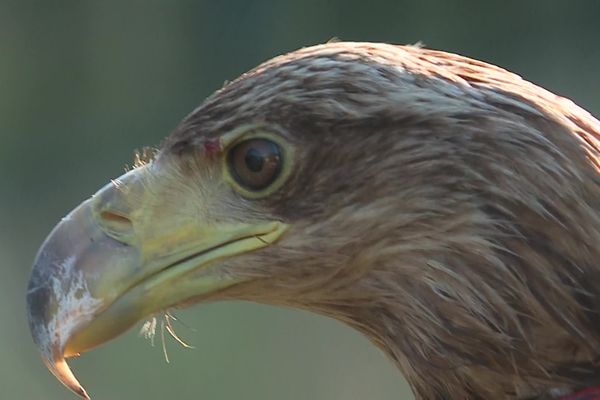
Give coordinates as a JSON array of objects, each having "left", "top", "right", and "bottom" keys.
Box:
[{"left": 227, "top": 138, "right": 283, "bottom": 191}]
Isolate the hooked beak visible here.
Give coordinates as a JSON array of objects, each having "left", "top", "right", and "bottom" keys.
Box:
[{"left": 26, "top": 164, "right": 288, "bottom": 398}]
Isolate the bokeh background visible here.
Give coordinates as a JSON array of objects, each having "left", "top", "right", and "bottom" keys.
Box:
[{"left": 3, "top": 1, "right": 600, "bottom": 399}]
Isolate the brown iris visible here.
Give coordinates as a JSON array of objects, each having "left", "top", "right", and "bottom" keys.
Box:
[{"left": 228, "top": 138, "right": 282, "bottom": 190}]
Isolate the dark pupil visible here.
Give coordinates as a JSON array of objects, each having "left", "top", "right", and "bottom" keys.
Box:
[{"left": 245, "top": 148, "right": 265, "bottom": 172}]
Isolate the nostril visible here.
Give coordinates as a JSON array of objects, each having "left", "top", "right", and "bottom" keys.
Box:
[
  {"left": 100, "top": 211, "right": 131, "bottom": 225},
  {"left": 98, "top": 210, "right": 134, "bottom": 241}
]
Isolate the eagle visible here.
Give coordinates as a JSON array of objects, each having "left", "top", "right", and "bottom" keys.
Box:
[{"left": 26, "top": 42, "right": 600, "bottom": 400}]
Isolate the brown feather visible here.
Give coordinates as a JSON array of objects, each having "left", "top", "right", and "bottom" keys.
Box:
[{"left": 164, "top": 43, "right": 600, "bottom": 399}]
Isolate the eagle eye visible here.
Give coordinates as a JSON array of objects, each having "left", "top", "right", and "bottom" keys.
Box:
[{"left": 228, "top": 138, "right": 282, "bottom": 191}]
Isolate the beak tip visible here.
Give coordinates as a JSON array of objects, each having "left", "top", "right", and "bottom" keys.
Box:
[
  {"left": 27, "top": 244, "right": 97, "bottom": 399},
  {"left": 43, "top": 356, "right": 90, "bottom": 399}
]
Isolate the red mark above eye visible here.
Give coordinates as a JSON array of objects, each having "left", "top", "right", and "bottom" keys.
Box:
[{"left": 203, "top": 138, "right": 221, "bottom": 155}]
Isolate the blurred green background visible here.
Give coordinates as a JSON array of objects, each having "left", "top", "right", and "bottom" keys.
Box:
[{"left": 3, "top": 1, "right": 600, "bottom": 399}]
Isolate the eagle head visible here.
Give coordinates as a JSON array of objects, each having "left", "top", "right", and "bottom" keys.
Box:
[{"left": 27, "top": 42, "right": 600, "bottom": 399}]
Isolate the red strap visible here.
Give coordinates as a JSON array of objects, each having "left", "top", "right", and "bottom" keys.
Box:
[{"left": 561, "top": 387, "right": 600, "bottom": 400}]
